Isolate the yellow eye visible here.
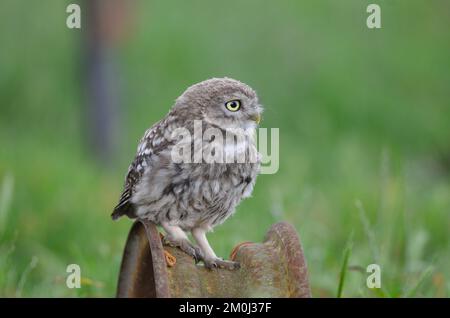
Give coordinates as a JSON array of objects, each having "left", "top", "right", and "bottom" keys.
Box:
[{"left": 225, "top": 100, "right": 241, "bottom": 112}]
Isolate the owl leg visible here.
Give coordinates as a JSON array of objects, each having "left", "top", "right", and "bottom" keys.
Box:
[
  {"left": 192, "top": 228, "right": 240, "bottom": 270},
  {"left": 161, "top": 223, "right": 203, "bottom": 263}
]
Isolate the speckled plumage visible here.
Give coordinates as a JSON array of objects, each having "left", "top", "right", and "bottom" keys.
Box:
[{"left": 112, "top": 78, "right": 262, "bottom": 269}]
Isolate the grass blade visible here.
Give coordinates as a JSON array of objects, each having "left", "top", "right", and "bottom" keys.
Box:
[
  {"left": 403, "top": 266, "right": 433, "bottom": 298},
  {"left": 0, "top": 174, "right": 14, "bottom": 236},
  {"left": 337, "top": 232, "right": 353, "bottom": 298},
  {"left": 355, "top": 199, "right": 380, "bottom": 262}
]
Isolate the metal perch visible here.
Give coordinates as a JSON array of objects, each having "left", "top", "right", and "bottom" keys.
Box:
[{"left": 116, "top": 220, "right": 311, "bottom": 297}]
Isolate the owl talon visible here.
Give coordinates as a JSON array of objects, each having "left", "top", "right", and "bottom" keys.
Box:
[
  {"left": 163, "top": 236, "right": 203, "bottom": 262},
  {"left": 203, "top": 261, "right": 217, "bottom": 270},
  {"left": 162, "top": 237, "right": 176, "bottom": 247},
  {"left": 203, "top": 258, "right": 240, "bottom": 270}
]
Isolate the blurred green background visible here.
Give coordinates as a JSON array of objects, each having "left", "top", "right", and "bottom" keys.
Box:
[{"left": 0, "top": 0, "right": 449, "bottom": 297}]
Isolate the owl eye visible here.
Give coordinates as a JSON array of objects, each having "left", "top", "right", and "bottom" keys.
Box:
[{"left": 225, "top": 100, "right": 241, "bottom": 112}]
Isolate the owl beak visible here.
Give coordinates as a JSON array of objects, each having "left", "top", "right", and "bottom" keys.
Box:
[{"left": 250, "top": 114, "right": 261, "bottom": 125}]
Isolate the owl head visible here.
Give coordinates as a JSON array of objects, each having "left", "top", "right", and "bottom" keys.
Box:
[{"left": 174, "top": 77, "right": 262, "bottom": 131}]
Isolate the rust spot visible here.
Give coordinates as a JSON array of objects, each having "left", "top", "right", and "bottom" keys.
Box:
[
  {"left": 164, "top": 250, "right": 177, "bottom": 267},
  {"left": 230, "top": 241, "right": 253, "bottom": 261}
]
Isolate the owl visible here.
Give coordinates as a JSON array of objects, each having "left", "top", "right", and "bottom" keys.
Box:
[{"left": 112, "top": 78, "right": 262, "bottom": 270}]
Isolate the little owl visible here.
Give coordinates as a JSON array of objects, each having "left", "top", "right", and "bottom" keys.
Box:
[{"left": 112, "top": 78, "right": 262, "bottom": 270}]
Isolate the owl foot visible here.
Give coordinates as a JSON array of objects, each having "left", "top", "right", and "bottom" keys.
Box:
[
  {"left": 203, "top": 258, "right": 240, "bottom": 270},
  {"left": 163, "top": 236, "right": 203, "bottom": 263}
]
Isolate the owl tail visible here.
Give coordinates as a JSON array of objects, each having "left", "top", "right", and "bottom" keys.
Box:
[
  {"left": 111, "top": 202, "right": 135, "bottom": 220},
  {"left": 112, "top": 189, "right": 135, "bottom": 220}
]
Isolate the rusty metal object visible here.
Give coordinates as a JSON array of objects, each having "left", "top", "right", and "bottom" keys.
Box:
[{"left": 116, "top": 220, "right": 311, "bottom": 297}]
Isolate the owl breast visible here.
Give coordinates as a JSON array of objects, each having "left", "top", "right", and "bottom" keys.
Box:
[{"left": 131, "top": 133, "right": 261, "bottom": 231}]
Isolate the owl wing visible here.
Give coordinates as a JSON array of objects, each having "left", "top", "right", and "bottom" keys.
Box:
[{"left": 111, "top": 118, "right": 172, "bottom": 220}]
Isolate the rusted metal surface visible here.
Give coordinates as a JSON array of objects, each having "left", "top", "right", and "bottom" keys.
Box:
[{"left": 117, "top": 220, "right": 311, "bottom": 298}]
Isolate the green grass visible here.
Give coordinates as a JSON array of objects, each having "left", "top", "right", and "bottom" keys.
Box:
[{"left": 0, "top": 0, "right": 449, "bottom": 297}]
